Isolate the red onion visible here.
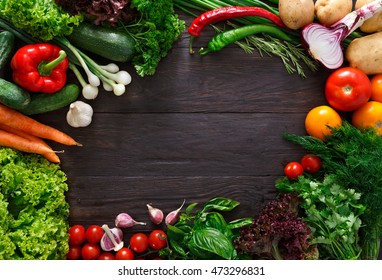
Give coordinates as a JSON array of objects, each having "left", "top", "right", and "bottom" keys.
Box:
[{"left": 302, "top": 0, "right": 382, "bottom": 69}]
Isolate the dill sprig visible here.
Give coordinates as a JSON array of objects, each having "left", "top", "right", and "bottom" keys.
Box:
[{"left": 283, "top": 122, "right": 382, "bottom": 259}]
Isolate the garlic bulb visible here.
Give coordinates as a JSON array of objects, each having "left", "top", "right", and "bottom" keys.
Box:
[{"left": 66, "top": 101, "right": 93, "bottom": 128}]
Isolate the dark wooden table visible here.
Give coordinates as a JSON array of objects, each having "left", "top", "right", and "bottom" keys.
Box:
[{"left": 25, "top": 11, "right": 370, "bottom": 254}]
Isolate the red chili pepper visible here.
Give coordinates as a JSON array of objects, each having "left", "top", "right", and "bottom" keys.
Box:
[
  {"left": 188, "top": 6, "right": 286, "bottom": 54},
  {"left": 188, "top": 6, "right": 285, "bottom": 37},
  {"left": 10, "top": 43, "right": 69, "bottom": 94}
]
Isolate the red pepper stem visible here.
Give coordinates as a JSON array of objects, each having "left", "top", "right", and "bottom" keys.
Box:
[
  {"left": 189, "top": 36, "right": 195, "bottom": 55},
  {"left": 38, "top": 50, "right": 67, "bottom": 76}
]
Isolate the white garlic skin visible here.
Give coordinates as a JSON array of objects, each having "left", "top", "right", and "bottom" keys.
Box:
[{"left": 66, "top": 101, "right": 93, "bottom": 128}]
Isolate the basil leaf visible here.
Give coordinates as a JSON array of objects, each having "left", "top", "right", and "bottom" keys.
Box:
[
  {"left": 186, "top": 202, "right": 198, "bottom": 215},
  {"left": 190, "top": 228, "right": 235, "bottom": 259},
  {"left": 203, "top": 212, "right": 233, "bottom": 240},
  {"left": 169, "top": 240, "right": 188, "bottom": 257},
  {"left": 202, "top": 197, "right": 240, "bottom": 212},
  {"left": 228, "top": 217, "right": 254, "bottom": 229},
  {"left": 166, "top": 224, "right": 186, "bottom": 242}
]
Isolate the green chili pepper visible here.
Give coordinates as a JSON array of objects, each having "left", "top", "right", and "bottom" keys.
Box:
[{"left": 199, "top": 24, "right": 294, "bottom": 55}]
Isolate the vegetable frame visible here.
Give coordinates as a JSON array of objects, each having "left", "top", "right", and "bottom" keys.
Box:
[{"left": 301, "top": 0, "right": 382, "bottom": 69}]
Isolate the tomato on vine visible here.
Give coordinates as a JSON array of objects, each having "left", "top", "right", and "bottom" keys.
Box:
[
  {"left": 85, "top": 225, "right": 104, "bottom": 244},
  {"left": 115, "top": 248, "right": 134, "bottom": 260},
  {"left": 301, "top": 154, "right": 322, "bottom": 173},
  {"left": 68, "top": 225, "right": 86, "bottom": 246},
  {"left": 325, "top": 67, "right": 371, "bottom": 112},
  {"left": 66, "top": 245, "right": 82, "bottom": 260},
  {"left": 284, "top": 162, "right": 304, "bottom": 180},
  {"left": 98, "top": 252, "right": 116, "bottom": 260},
  {"left": 149, "top": 230, "right": 167, "bottom": 250},
  {"left": 130, "top": 233, "right": 149, "bottom": 253},
  {"left": 81, "top": 243, "right": 101, "bottom": 260}
]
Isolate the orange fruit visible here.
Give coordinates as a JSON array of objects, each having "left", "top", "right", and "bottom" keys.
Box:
[
  {"left": 352, "top": 101, "right": 382, "bottom": 136},
  {"left": 305, "top": 105, "right": 342, "bottom": 140},
  {"left": 370, "top": 74, "right": 382, "bottom": 102}
]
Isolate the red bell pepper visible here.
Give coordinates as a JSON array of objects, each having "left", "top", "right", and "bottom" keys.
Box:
[{"left": 10, "top": 43, "right": 69, "bottom": 94}]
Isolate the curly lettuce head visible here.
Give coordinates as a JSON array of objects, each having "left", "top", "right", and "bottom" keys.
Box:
[
  {"left": 0, "top": 0, "right": 83, "bottom": 41},
  {"left": 0, "top": 148, "right": 70, "bottom": 260}
]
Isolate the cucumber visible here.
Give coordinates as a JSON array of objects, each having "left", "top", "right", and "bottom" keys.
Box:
[
  {"left": 19, "top": 84, "right": 80, "bottom": 115},
  {"left": 0, "top": 31, "right": 15, "bottom": 70},
  {"left": 0, "top": 78, "right": 31, "bottom": 109},
  {"left": 67, "top": 22, "right": 135, "bottom": 62}
]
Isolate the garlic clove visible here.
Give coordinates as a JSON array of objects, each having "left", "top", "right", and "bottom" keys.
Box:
[
  {"left": 165, "top": 199, "right": 186, "bottom": 226},
  {"left": 115, "top": 212, "right": 146, "bottom": 228},
  {"left": 100, "top": 224, "right": 124, "bottom": 251},
  {"left": 66, "top": 101, "right": 93, "bottom": 128},
  {"left": 147, "top": 204, "right": 164, "bottom": 225}
]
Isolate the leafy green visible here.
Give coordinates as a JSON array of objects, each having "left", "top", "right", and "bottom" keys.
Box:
[
  {"left": 283, "top": 121, "right": 382, "bottom": 259},
  {"left": 0, "top": 148, "right": 69, "bottom": 260},
  {"left": 0, "top": 0, "right": 83, "bottom": 41},
  {"left": 121, "top": 0, "right": 185, "bottom": 76},
  {"left": 276, "top": 175, "right": 364, "bottom": 259},
  {"left": 159, "top": 197, "right": 252, "bottom": 260}
]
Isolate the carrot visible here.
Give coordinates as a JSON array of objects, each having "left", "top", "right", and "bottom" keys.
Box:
[
  {"left": 0, "top": 123, "right": 61, "bottom": 163},
  {"left": 0, "top": 104, "right": 81, "bottom": 146},
  {"left": 0, "top": 129, "right": 61, "bottom": 163}
]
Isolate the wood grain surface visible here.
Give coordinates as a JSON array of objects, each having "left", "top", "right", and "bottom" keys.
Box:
[{"left": 8, "top": 11, "right": 379, "bottom": 257}]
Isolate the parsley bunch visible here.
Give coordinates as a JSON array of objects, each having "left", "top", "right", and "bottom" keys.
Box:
[
  {"left": 283, "top": 121, "right": 382, "bottom": 259},
  {"left": 276, "top": 175, "right": 364, "bottom": 259}
]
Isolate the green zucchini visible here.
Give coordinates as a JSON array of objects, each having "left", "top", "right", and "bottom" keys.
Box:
[
  {"left": 0, "top": 31, "right": 15, "bottom": 70},
  {"left": 0, "top": 78, "right": 30, "bottom": 109},
  {"left": 19, "top": 84, "right": 80, "bottom": 115},
  {"left": 67, "top": 22, "right": 135, "bottom": 62}
]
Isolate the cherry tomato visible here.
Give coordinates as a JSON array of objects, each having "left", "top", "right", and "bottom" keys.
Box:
[
  {"left": 130, "top": 233, "right": 149, "bottom": 253},
  {"left": 85, "top": 225, "right": 104, "bottom": 244},
  {"left": 370, "top": 74, "right": 382, "bottom": 103},
  {"left": 305, "top": 105, "right": 342, "bottom": 140},
  {"left": 68, "top": 225, "right": 86, "bottom": 246},
  {"left": 325, "top": 67, "right": 372, "bottom": 112},
  {"left": 284, "top": 161, "right": 304, "bottom": 180},
  {"left": 115, "top": 248, "right": 134, "bottom": 260},
  {"left": 352, "top": 101, "right": 382, "bottom": 136},
  {"left": 301, "top": 154, "right": 322, "bottom": 173},
  {"left": 66, "top": 245, "right": 82, "bottom": 260},
  {"left": 149, "top": 230, "right": 167, "bottom": 250},
  {"left": 81, "top": 243, "right": 101, "bottom": 260},
  {"left": 98, "top": 252, "right": 115, "bottom": 260}
]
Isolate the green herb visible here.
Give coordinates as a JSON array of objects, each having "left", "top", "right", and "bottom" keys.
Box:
[
  {"left": 0, "top": 0, "right": 83, "bottom": 41},
  {"left": 283, "top": 121, "right": 382, "bottom": 259},
  {"left": 173, "top": 0, "right": 319, "bottom": 78},
  {"left": 121, "top": 0, "right": 185, "bottom": 76},
  {"left": 159, "top": 197, "right": 252, "bottom": 260},
  {"left": 276, "top": 175, "right": 364, "bottom": 259},
  {"left": 0, "top": 148, "right": 69, "bottom": 260}
]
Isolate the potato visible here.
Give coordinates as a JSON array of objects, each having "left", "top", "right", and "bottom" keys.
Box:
[
  {"left": 315, "top": 0, "right": 352, "bottom": 26},
  {"left": 278, "top": 0, "right": 315, "bottom": 30},
  {"left": 346, "top": 32, "right": 382, "bottom": 75},
  {"left": 355, "top": 0, "right": 382, "bottom": 33}
]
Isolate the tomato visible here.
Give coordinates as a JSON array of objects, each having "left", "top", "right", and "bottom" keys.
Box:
[
  {"left": 98, "top": 252, "right": 115, "bottom": 260},
  {"left": 129, "top": 233, "right": 149, "bottom": 253},
  {"left": 284, "top": 161, "right": 304, "bottom": 180},
  {"left": 370, "top": 74, "right": 382, "bottom": 102},
  {"left": 149, "top": 230, "right": 167, "bottom": 250},
  {"left": 85, "top": 225, "right": 104, "bottom": 244},
  {"left": 66, "top": 245, "right": 82, "bottom": 260},
  {"left": 352, "top": 101, "right": 382, "bottom": 136},
  {"left": 81, "top": 243, "right": 101, "bottom": 260},
  {"left": 301, "top": 154, "right": 322, "bottom": 173},
  {"left": 305, "top": 105, "right": 342, "bottom": 140},
  {"left": 115, "top": 248, "right": 134, "bottom": 260},
  {"left": 68, "top": 225, "right": 86, "bottom": 246},
  {"left": 325, "top": 67, "right": 372, "bottom": 112}
]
